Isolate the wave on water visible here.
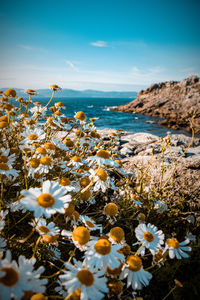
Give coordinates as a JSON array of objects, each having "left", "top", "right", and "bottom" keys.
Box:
[
  {"left": 146, "top": 120, "right": 156, "bottom": 124},
  {"left": 87, "top": 105, "right": 94, "bottom": 108},
  {"left": 102, "top": 106, "right": 117, "bottom": 111}
]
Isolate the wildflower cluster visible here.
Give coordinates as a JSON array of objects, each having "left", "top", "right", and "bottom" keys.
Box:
[{"left": 0, "top": 87, "right": 194, "bottom": 299}]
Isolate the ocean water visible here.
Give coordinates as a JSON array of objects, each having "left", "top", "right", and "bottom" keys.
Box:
[{"left": 37, "top": 97, "right": 186, "bottom": 137}]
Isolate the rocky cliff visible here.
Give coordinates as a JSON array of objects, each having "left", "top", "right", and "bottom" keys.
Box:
[{"left": 112, "top": 75, "right": 200, "bottom": 134}]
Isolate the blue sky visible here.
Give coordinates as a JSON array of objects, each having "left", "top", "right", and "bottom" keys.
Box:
[{"left": 0, "top": 0, "right": 200, "bottom": 91}]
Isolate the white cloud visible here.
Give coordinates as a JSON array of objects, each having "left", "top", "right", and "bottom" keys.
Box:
[
  {"left": 65, "top": 60, "right": 79, "bottom": 72},
  {"left": 148, "top": 66, "right": 165, "bottom": 74},
  {"left": 18, "top": 45, "right": 48, "bottom": 53},
  {"left": 90, "top": 41, "right": 108, "bottom": 47},
  {"left": 19, "top": 44, "right": 33, "bottom": 50}
]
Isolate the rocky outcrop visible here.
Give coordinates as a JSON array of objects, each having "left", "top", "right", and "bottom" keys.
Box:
[
  {"left": 112, "top": 75, "right": 200, "bottom": 134},
  {"left": 99, "top": 129, "right": 200, "bottom": 198}
]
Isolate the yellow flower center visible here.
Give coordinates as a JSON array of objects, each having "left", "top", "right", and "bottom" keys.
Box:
[
  {"left": 76, "top": 129, "right": 84, "bottom": 137},
  {"left": 72, "top": 226, "right": 90, "bottom": 245},
  {"left": 143, "top": 232, "right": 154, "bottom": 242},
  {"left": 26, "top": 89, "right": 36, "bottom": 95},
  {"left": 28, "top": 134, "right": 38, "bottom": 140},
  {"left": 54, "top": 111, "right": 62, "bottom": 116},
  {"left": 118, "top": 244, "right": 131, "bottom": 256},
  {"left": 167, "top": 238, "right": 180, "bottom": 249},
  {"left": 83, "top": 142, "right": 90, "bottom": 147},
  {"left": 75, "top": 111, "right": 86, "bottom": 121},
  {"left": 61, "top": 117, "right": 68, "bottom": 124},
  {"left": 72, "top": 156, "right": 81, "bottom": 162},
  {"left": 104, "top": 203, "right": 118, "bottom": 216},
  {"left": 0, "top": 267, "right": 19, "bottom": 287},
  {"left": 126, "top": 255, "right": 142, "bottom": 272},
  {"left": 107, "top": 265, "right": 122, "bottom": 276},
  {"left": 138, "top": 213, "right": 146, "bottom": 222},
  {"left": 65, "top": 203, "right": 75, "bottom": 217},
  {"left": 38, "top": 226, "right": 50, "bottom": 233},
  {"left": 3, "top": 104, "right": 14, "bottom": 111},
  {"left": 96, "top": 150, "right": 110, "bottom": 159},
  {"left": 80, "top": 177, "right": 90, "bottom": 187},
  {"left": 95, "top": 169, "right": 108, "bottom": 182},
  {"left": 40, "top": 156, "right": 52, "bottom": 166},
  {"left": 30, "top": 294, "right": 47, "bottom": 300},
  {"left": 76, "top": 269, "right": 94, "bottom": 286},
  {"left": 37, "top": 193, "right": 55, "bottom": 208},
  {"left": 63, "top": 138, "right": 74, "bottom": 148},
  {"left": 80, "top": 190, "right": 91, "bottom": 201},
  {"left": 94, "top": 239, "right": 111, "bottom": 255},
  {"left": 50, "top": 84, "right": 61, "bottom": 91},
  {"left": 4, "top": 88, "right": 16, "bottom": 98},
  {"left": 42, "top": 235, "right": 57, "bottom": 243},
  {"left": 86, "top": 220, "right": 95, "bottom": 228},
  {"left": 0, "top": 156, "right": 8, "bottom": 163},
  {"left": 36, "top": 147, "right": 47, "bottom": 155},
  {"left": 59, "top": 177, "right": 71, "bottom": 186},
  {"left": 109, "top": 227, "right": 125, "bottom": 242},
  {"left": 10, "top": 147, "right": 20, "bottom": 154},
  {"left": 28, "top": 158, "right": 40, "bottom": 169},
  {"left": 44, "top": 142, "right": 56, "bottom": 150},
  {"left": 108, "top": 280, "right": 123, "bottom": 295},
  {"left": 0, "top": 162, "right": 9, "bottom": 170}
]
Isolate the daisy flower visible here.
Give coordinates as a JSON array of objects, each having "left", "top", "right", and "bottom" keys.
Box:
[
  {"left": 27, "top": 158, "right": 40, "bottom": 178},
  {"left": 135, "top": 223, "right": 165, "bottom": 255},
  {"left": 80, "top": 215, "right": 102, "bottom": 233},
  {"left": 21, "top": 128, "right": 46, "bottom": 145},
  {"left": 0, "top": 162, "right": 19, "bottom": 179},
  {"left": 103, "top": 202, "right": 119, "bottom": 224},
  {"left": 68, "top": 156, "right": 83, "bottom": 170},
  {"left": 108, "top": 227, "right": 125, "bottom": 245},
  {"left": 62, "top": 226, "right": 90, "bottom": 251},
  {"left": 84, "top": 238, "right": 124, "bottom": 270},
  {"left": 164, "top": 238, "right": 191, "bottom": 259},
  {"left": 34, "top": 156, "right": 54, "bottom": 175},
  {"left": 30, "top": 218, "right": 60, "bottom": 237},
  {"left": 20, "top": 180, "right": 72, "bottom": 218},
  {"left": 0, "top": 250, "right": 47, "bottom": 299},
  {"left": 87, "top": 150, "right": 119, "bottom": 167},
  {"left": 59, "top": 259, "right": 108, "bottom": 300},
  {"left": 0, "top": 147, "right": 16, "bottom": 167},
  {"left": 30, "top": 105, "right": 47, "bottom": 118},
  {"left": 89, "top": 168, "right": 116, "bottom": 193},
  {"left": 51, "top": 137, "right": 69, "bottom": 151},
  {"left": 58, "top": 177, "right": 76, "bottom": 193},
  {"left": 120, "top": 255, "right": 152, "bottom": 290}
]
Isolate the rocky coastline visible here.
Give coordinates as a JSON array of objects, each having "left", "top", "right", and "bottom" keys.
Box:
[
  {"left": 99, "top": 129, "right": 200, "bottom": 198},
  {"left": 111, "top": 75, "right": 200, "bottom": 135}
]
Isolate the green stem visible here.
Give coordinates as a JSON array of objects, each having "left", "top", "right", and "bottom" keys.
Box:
[
  {"left": 32, "top": 236, "right": 42, "bottom": 257},
  {"left": 68, "top": 247, "right": 76, "bottom": 262},
  {"left": 162, "top": 286, "right": 177, "bottom": 300}
]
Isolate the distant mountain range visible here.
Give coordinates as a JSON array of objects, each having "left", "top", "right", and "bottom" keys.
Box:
[{"left": 1, "top": 88, "right": 137, "bottom": 99}]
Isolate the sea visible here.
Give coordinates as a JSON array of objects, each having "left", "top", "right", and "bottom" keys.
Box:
[{"left": 37, "top": 97, "right": 188, "bottom": 137}]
